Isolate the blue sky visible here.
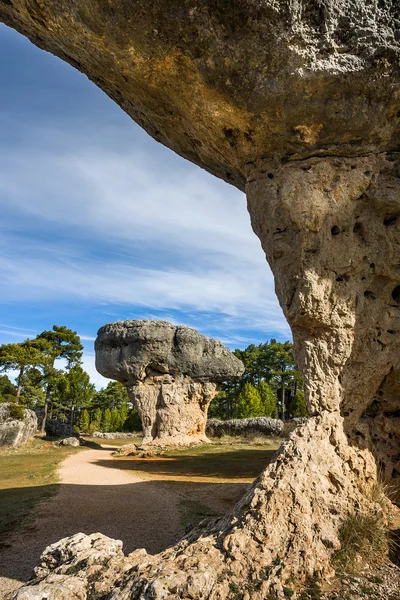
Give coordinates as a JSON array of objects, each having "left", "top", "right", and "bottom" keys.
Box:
[{"left": 0, "top": 24, "right": 290, "bottom": 387}]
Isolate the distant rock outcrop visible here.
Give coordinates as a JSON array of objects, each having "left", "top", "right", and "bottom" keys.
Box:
[
  {"left": 0, "top": 403, "right": 37, "bottom": 447},
  {"left": 207, "top": 417, "right": 284, "bottom": 438},
  {"left": 95, "top": 320, "right": 244, "bottom": 445}
]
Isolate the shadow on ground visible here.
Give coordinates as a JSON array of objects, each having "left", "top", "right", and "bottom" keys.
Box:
[
  {"left": 0, "top": 478, "right": 248, "bottom": 587},
  {"left": 95, "top": 447, "right": 278, "bottom": 480}
]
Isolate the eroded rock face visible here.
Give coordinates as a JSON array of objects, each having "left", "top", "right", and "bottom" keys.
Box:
[
  {"left": 0, "top": 2, "right": 398, "bottom": 189},
  {"left": 246, "top": 153, "right": 400, "bottom": 493},
  {"left": 95, "top": 320, "right": 244, "bottom": 444},
  {"left": 0, "top": 403, "right": 37, "bottom": 447},
  {"left": 207, "top": 417, "right": 284, "bottom": 438},
  {"left": 2, "top": 1, "right": 400, "bottom": 598}
]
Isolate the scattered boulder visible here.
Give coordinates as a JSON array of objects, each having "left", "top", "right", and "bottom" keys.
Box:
[
  {"left": 207, "top": 417, "right": 284, "bottom": 438},
  {"left": 95, "top": 320, "right": 244, "bottom": 445},
  {"left": 0, "top": 403, "right": 37, "bottom": 447},
  {"left": 112, "top": 443, "right": 137, "bottom": 456},
  {"left": 53, "top": 437, "right": 81, "bottom": 448},
  {"left": 112, "top": 444, "right": 165, "bottom": 458},
  {"left": 45, "top": 420, "right": 77, "bottom": 440},
  {"left": 91, "top": 431, "right": 140, "bottom": 439}
]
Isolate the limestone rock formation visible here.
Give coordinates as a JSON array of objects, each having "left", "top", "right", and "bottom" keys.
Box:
[
  {"left": 95, "top": 320, "right": 244, "bottom": 444},
  {"left": 2, "top": 0, "right": 400, "bottom": 598},
  {"left": 0, "top": 403, "right": 37, "bottom": 447},
  {"left": 207, "top": 417, "right": 284, "bottom": 438},
  {"left": 53, "top": 437, "right": 81, "bottom": 447}
]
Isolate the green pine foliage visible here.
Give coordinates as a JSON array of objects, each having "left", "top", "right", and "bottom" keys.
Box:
[
  {"left": 123, "top": 408, "right": 142, "bottom": 432},
  {"left": 79, "top": 409, "right": 90, "bottom": 433},
  {"left": 213, "top": 339, "right": 304, "bottom": 420},
  {"left": 235, "top": 383, "right": 264, "bottom": 418},
  {"left": 258, "top": 381, "right": 278, "bottom": 417},
  {"left": 101, "top": 408, "right": 112, "bottom": 432},
  {"left": 289, "top": 391, "right": 309, "bottom": 418}
]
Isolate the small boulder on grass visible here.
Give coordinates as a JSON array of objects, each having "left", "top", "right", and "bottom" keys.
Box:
[
  {"left": 53, "top": 437, "right": 81, "bottom": 448},
  {"left": 112, "top": 443, "right": 165, "bottom": 458},
  {"left": 112, "top": 443, "right": 138, "bottom": 456}
]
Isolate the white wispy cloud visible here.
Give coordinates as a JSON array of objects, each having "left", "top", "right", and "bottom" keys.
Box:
[{"left": 0, "top": 118, "right": 288, "bottom": 339}]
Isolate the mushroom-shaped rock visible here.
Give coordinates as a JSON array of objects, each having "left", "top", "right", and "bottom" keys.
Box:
[
  {"left": 95, "top": 320, "right": 244, "bottom": 444},
  {"left": 3, "top": 1, "right": 400, "bottom": 597}
]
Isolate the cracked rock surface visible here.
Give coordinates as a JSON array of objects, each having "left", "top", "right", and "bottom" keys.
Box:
[{"left": 0, "top": 403, "right": 37, "bottom": 448}]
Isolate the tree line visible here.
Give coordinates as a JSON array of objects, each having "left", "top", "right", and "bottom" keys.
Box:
[
  {"left": 0, "top": 327, "right": 308, "bottom": 431},
  {"left": 209, "top": 339, "right": 308, "bottom": 420},
  {"left": 0, "top": 325, "right": 140, "bottom": 433}
]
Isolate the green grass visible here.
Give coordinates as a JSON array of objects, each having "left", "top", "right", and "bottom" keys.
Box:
[{"left": 0, "top": 437, "right": 80, "bottom": 545}]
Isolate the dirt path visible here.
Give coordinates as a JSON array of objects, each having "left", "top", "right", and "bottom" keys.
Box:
[{"left": 0, "top": 445, "right": 184, "bottom": 599}]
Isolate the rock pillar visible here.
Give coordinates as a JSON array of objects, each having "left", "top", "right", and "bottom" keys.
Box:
[
  {"left": 246, "top": 153, "right": 400, "bottom": 490},
  {"left": 95, "top": 320, "right": 244, "bottom": 446}
]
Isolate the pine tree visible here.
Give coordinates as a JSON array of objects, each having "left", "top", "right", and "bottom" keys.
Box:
[
  {"left": 235, "top": 383, "right": 264, "bottom": 419},
  {"left": 258, "top": 381, "right": 278, "bottom": 417},
  {"left": 89, "top": 408, "right": 103, "bottom": 434},
  {"left": 119, "top": 403, "right": 130, "bottom": 430},
  {"left": 110, "top": 407, "right": 121, "bottom": 432},
  {"left": 79, "top": 409, "right": 90, "bottom": 433},
  {"left": 289, "top": 390, "right": 309, "bottom": 418},
  {"left": 123, "top": 408, "right": 142, "bottom": 432},
  {"left": 101, "top": 408, "right": 112, "bottom": 432}
]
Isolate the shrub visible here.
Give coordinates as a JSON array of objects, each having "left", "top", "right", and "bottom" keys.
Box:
[
  {"left": 289, "top": 390, "right": 309, "bottom": 418},
  {"left": 9, "top": 402, "right": 25, "bottom": 420},
  {"left": 334, "top": 511, "right": 389, "bottom": 572}
]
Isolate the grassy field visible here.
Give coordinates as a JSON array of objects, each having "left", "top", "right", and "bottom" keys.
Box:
[{"left": 0, "top": 437, "right": 80, "bottom": 546}]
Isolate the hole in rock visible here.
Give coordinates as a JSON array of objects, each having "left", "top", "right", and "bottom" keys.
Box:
[
  {"left": 336, "top": 275, "right": 349, "bottom": 283},
  {"left": 353, "top": 222, "right": 364, "bottom": 238},
  {"left": 223, "top": 127, "right": 234, "bottom": 138},
  {"left": 391, "top": 286, "right": 400, "bottom": 304},
  {"left": 384, "top": 215, "right": 398, "bottom": 226},
  {"left": 331, "top": 225, "right": 341, "bottom": 235},
  {"left": 267, "top": 173, "right": 274, "bottom": 179},
  {"left": 364, "top": 290, "right": 376, "bottom": 299}
]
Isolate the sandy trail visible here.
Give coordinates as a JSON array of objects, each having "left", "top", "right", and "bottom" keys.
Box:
[{"left": 0, "top": 445, "right": 184, "bottom": 599}]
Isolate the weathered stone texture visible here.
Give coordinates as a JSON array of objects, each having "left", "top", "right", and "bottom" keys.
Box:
[
  {"left": 2, "top": 0, "right": 400, "bottom": 597},
  {"left": 95, "top": 320, "right": 244, "bottom": 444},
  {"left": 246, "top": 153, "right": 400, "bottom": 490},
  {"left": 207, "top": 417, "right": 284, "bottom": 438},
  {"left": 0, "top": 1, "right": 399, "bottom": 189},
  {"left": 0, "top": 403, "right": 37, "bottom": 447}
]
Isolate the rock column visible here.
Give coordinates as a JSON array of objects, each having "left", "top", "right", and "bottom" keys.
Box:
[
  {"left": 246, "top": 153, "right": 400, "bottom": 489},
  {"left": 95, "top": 320, "right": 244, "bottom": 446}
]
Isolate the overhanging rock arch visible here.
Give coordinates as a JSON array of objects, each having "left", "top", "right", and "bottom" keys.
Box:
[{"left": 1, "top": 1, "right": 399, "bottom": 598}]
